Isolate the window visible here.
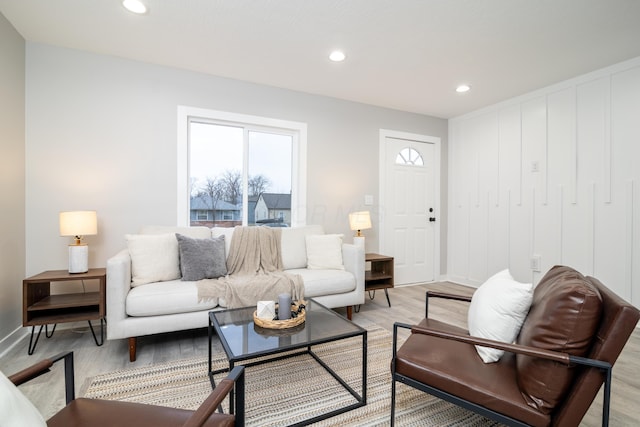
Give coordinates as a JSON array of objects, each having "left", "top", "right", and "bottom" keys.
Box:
[
  {"left": 178, "top": 106, "right": 307, "bottom": 227},
  {"left": 395, "top": 147, "right": 424, "bottom": 166}
]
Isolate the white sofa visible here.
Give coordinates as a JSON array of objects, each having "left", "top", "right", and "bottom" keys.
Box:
[{"left": 106, "top": 225, "right": 365, "bottom": 361}]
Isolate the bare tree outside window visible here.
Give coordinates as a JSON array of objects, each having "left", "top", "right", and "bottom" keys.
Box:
[
  {"left": 248, "top": 174, "right": 271, "bottom": 197},
  {"left": 221, "top": 170, "right": 242, "bottom": 204}
]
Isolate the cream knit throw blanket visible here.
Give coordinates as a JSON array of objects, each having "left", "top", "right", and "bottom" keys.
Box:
[{"left": 196, "top": 226, "right": 305, "bottom": 308}]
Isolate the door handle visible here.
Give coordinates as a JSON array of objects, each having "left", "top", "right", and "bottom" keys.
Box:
[{"left": 429, "top": 217, "right": 436, "bottom": 222}]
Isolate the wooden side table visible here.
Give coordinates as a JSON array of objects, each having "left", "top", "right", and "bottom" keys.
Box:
[
  {"left": 364, "top": 253, "right": 394, "bottom": 307},
  {"left": 23, "top": 268, "right": 106, "bottom": 355}
]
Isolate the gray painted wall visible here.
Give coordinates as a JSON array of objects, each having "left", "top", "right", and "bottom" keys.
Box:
[
  {"left": 22, "top": 42, "right": 448, "bottom": 291},
  {"left": 0, "top": 13, "right": 26, "bottom": 354}
]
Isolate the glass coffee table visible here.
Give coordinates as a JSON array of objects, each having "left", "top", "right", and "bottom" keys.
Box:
[{"left": 208, "top": 298, "right": 367, "bottom": 426}]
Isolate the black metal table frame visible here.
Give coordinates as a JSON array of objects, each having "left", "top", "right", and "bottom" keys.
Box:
[
  {"left": 28, "top": 318, "right": 105, "bottom": 355},
  {"left": 208, "top": 305, "right": 367, "bottom": 427}
]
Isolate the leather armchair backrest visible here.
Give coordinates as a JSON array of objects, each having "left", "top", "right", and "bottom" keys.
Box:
[
  {"left": 516, "top": 266, "right": 603, "bottom": 414},
  {"left": 552, "top": 272, "right": 640, "bottom": 426}
]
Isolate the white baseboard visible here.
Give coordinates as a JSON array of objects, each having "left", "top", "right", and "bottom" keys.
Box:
[
  {"left": 0, "top": 327, "right": 28, "bottom": 359},
  {"left": 0, "top": 321, "right": 96, "bottom": 359}
]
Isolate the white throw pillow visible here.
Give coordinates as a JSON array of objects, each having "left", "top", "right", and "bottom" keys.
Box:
[
  {"left": 305, "top": 234, "right": 345, "bottom": 270},
  {"left": 281, "top": 225, "right": 324, "bottom": 269},
  {"left": 0, "top": 370, "right": 47, "bottom": 427},
  {"left": 467, "top": 269, "right": 533, "bottom": 363},
  {"left": 126, "top": 233, "right": 181, "bottom": 287}
]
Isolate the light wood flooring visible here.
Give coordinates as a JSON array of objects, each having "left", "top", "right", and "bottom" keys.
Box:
[{"left": 1, "top": 282, "right": 638, "bottom": 425}]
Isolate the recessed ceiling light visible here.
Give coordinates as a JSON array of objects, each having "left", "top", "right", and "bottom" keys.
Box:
[
  {"left": 329, "top": 50, "right": 346, "bottom": 62},
  {"left": 123, "top": 0, "right": 147, "bottom": 14},
  {"left": 456, "top": 84, "right": 471, "bottom": 93}
]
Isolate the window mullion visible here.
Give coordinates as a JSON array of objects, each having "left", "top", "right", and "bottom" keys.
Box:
[{"left": 242, "top": 128, "right": 250, "bottom": 226}]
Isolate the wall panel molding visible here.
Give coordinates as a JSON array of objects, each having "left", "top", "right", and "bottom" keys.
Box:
[
  {"left": 604, "top": 76, "right": 612, "bottom": 203},
  {"left": 557, "top": 185, "right": 564, "bottom": 265},
  {"left": 448, "top": 57, "right": 640, "bottom": 305},
  {"left": 571, "top": 85, "right": 578, "bottom": 204},
  {"left": 626, "top": 180, "right": 634, "bottom": 303}
]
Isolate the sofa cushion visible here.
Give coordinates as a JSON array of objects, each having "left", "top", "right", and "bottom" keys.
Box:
[
  {"left": 305, "top": 234, "right": 344, "bottom": 270},
  {"left": 140, "top": 225, "right": 212, "bottom": 239},
  {"left": 210, "top": 227, "right": 235, "bottom": 258},
  {"left": 281, "top": 225, "right": 324, "bottom": 269},
  {"left": 468, "top": 269, "right": 533, "bottom": 363},
  {"left": 126, "top": 233, "right": 180, "bottom": 287},
  {"left": 126, "top": 280, "right": 218, "bottom": 317},
  {"left": 290, "top": 268, "right": 355, "bottom": 297},
  {"left": 176, "top": 234, "right": 227, "bottom": 281},
  {"left": 516, "top": 265, "right": 603, "bottom": 414}
]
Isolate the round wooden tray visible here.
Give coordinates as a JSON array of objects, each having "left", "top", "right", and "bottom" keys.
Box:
[{"left": 253, "top": 301, "right": 306, "bottom": 329}]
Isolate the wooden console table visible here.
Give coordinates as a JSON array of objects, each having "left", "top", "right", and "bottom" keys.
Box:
[{"left": 23, "top": 268, "right": 106, "bottom": 355}]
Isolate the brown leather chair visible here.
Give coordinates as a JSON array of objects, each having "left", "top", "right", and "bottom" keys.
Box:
[
  {"left": 391, "top": 266, "right": 640, "bottom": 427},
  {"left": 8, "top": 351, "right": 245, "bottom": 427}
]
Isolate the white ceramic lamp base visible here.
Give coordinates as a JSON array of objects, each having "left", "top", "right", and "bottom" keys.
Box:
[
  {"left": 68, "top": 244, "right": 89, "bottom": 273},
  {"left": 353, "top": 236, "right": 365, "bottom": 251}
]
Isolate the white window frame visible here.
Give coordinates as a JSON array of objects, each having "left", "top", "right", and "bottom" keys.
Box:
[{"left": 177, "top": 106, "right": 307, "bottom": 227}]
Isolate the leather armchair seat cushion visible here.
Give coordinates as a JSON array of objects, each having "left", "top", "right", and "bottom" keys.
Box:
[
  {"left": 516, "top": 266, "right": 603, "bottom": 414},
  {"left": 395, "top": 318, "right": 550, "bottom": 427},
  {"left": 47, "top": 398, "right": 235, "bottom": 427}
]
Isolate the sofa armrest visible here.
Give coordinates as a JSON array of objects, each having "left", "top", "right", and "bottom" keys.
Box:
[
  {"left": 342, "top": 243, "right": 365, "bottom": 302},
  {"left": 106, "top": 249, "right": 132, "bottom": 339}
]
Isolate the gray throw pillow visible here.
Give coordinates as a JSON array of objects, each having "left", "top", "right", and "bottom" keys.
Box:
[{"left": 176, "top": 233, "right": 227, "bottom": 281}]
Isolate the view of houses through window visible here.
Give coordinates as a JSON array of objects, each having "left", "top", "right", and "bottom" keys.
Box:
[{"left": 189, "top": 120, "right": 294, "bottom": 228}]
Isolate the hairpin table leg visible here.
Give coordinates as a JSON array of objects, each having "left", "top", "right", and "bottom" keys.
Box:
[{"left": 87, "top": 318, "right": 105, "bottom": 346}]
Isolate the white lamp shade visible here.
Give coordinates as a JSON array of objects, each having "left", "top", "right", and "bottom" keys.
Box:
[
  {"left": 59, "top": 211, "right": 98, "bottom": 237},
  {"left": 349, "top": 211, "right": 372, "bottom": 231}
]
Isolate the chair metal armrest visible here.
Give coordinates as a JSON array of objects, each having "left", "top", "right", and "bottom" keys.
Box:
[
  {"left": 410, "top": 325, "right": 573, "bottom": 363},
  {"left": 8, "top": 351, "right": 75, "bottom": 404},
  {"left": 410, "top": 325, "right": 613, "bottom": 372},
  {"left": 8, "top": 359, "right": 53, "bottom": 386},
  {"left": 392, "top": 322, "right": 413, "bottom": 365},
  {"left": 182, "top": 366, "right": 245, "bottom": 427},
  {"left": 425, "top": 290, "right": 472, "bottom": 318}
]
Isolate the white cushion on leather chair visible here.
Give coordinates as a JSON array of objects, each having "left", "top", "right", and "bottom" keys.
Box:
[
  {"left": 0, "top": 370, "right": 46, "bottom": 427},
  {"left": 468, "top": 269, "right": 533, "bottom": 363}
]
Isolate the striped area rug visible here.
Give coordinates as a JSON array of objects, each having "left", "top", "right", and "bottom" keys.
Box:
[{"left": 85, "top": 325, "right": 499, "bottom": 426}]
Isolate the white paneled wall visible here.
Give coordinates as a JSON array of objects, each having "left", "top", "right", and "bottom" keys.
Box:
[{"left": 448, "top": 57, "right": 640, "bottom": 308}]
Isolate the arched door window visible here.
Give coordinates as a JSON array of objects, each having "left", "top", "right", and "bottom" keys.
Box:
[{"left": 395, "top": 147, "right": 424, "bottom": 166}]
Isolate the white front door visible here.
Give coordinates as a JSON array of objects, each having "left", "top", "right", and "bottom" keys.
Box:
[{"left": 380, "top": 130, "right": 439, "bottom": 285}]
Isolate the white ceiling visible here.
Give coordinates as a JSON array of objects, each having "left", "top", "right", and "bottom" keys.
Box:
[{"left": 2, "top": 0, "right": 640, "bottom": 118}]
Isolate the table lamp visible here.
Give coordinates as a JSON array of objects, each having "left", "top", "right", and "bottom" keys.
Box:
[
  {"left": 60, "top": 211, "right": 98, "bottom": 273},
  {"left": 349, "top": 210, "right": 371, "bottom": 250}
]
